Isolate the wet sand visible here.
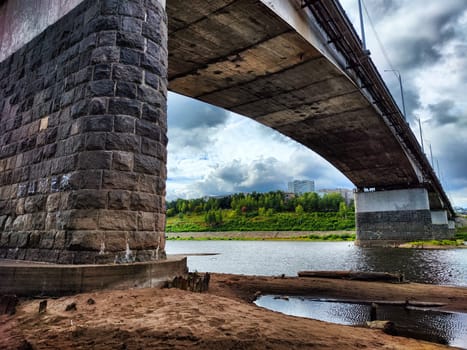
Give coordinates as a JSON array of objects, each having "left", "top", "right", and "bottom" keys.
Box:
[{"left": 1, "top": 273, "right": 466, "bottom": 349}]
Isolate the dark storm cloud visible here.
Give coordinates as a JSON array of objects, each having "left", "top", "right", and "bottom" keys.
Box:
[
  {"left": 168, "top": 93, "right": 229, "bottom": 130},
  {"left": 392, "top": 4, "right": 465, "bottom": 70},
  {"left": 435, "top": 133, "right": 467, "bottom": 191},
  {"left": 167, "top": 92, "right": 230, "bottom": 150},
  {"left": 427, "top": 100, "right": 465, "bottom": 126}
]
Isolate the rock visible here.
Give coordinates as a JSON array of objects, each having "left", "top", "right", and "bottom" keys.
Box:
[
  {"left": 366, "top": 320, "right": 397, "bottom": 335},
  {"left": 38, "top": 300, "right": 47, "bottom": 314},
  {"left": 65, "top": 302, "right": 77, "bottom": 311},
  {"left": 87, "top": 298, "right": 96, "bottom": 305},
  {"left": 0, "top": 295, "right": 19, "bottom": 315}
]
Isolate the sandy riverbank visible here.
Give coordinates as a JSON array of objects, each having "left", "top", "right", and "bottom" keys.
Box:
[{"left": 1, "top": 273, "right": 466, "bottom": 349}]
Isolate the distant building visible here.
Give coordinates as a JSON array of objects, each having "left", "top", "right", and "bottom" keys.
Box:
[
  {"left": 287, "top": 180, "right": 315, "bottom": 194},
  {"left": 318, "top": 188, "right": 354, "bottom": 205}
]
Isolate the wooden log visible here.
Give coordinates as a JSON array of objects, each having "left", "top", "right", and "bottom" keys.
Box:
[{"left": 297, "top": 270, "right": 403, "bottom": 282}]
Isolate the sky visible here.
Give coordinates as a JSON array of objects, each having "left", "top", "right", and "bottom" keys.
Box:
[{"left": 166, "top": 0, "right": 467, "bottom": 207}]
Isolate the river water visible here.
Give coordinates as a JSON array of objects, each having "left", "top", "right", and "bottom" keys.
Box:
[
  {"left": 166, "top": 240, "right": 467, "bottom": 347},
  {"left": 166, "top": 240, "right": 467, "bottom": 286}
]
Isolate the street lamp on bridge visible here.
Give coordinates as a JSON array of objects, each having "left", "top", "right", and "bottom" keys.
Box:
[{"left": 384, "top": 69, "right": 407, "bottom": 120}]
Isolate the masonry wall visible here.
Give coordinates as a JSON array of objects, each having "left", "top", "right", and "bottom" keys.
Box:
[
  {"left": 0, "top": 0, "right": 168, "bottom": 263},
  {"left": 355, "top": 189, "right": 453, "bottom": 246}
]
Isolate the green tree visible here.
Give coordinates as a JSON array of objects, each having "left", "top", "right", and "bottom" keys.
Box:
[{"left": 295, "top": 204, "right": 304, "bottom": 215}]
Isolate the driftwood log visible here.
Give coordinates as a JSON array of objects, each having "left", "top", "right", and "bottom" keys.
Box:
[{"left": 297, "top": 270, "right": 404, "bottom": 283}]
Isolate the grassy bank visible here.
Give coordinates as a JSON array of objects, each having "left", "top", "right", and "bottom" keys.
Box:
[
  {"left": 166, "top": 230, "right": 356, "bottom": 241},
  {"left": 166, "top": 210, "right": 355, "bottom": 233}
]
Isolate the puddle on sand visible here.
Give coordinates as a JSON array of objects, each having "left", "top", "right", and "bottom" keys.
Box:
[{"left": 255, "top": 295, "right": 467, "bottom": 348}]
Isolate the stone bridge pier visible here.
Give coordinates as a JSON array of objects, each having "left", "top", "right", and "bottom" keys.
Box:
[
  {"left": 0, "top": 0, "right": 169, "bottom": 264},
  {"left": 355, "top": 188, "right": 455, "bottom": 246}
]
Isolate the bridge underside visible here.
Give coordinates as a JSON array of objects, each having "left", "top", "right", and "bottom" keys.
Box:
[{"left": 166, "top": 0, "right": 420, "bottom": 189}]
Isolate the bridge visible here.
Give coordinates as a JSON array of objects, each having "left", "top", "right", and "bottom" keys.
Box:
[{"left": 0, "top": 0, "right": 455, "bottom": 265}]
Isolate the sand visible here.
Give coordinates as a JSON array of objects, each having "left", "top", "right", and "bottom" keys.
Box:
[{"left": 1, "top": 273, "right": 466, "bottom": 349}]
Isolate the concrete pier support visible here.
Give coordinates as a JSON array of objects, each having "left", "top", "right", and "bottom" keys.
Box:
[
  {"left": 355, "top": 188, "right": 453, "bottom": 246},
  {"left": 0, "top": 0, "right": 169, "bottom": 264}
]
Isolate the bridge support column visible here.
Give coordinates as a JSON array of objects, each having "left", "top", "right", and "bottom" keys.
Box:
[
  {"left": 355, "top": 188, "right": 453, "bottom": 246},
  {"left": 0, "top": 0, "right": 168, "bottom": 263}
]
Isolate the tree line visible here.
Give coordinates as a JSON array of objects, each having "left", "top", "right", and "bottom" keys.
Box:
[{"left": 166, "top": 191, "right": 354, "bottom": 218}]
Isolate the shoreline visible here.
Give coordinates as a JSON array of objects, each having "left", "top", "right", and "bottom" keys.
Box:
[
  {"left": 166, "top": 230, "right": 356, "bottom": 241},
  {"left": 1, "top": 273, "right": 465, "bottom": 349},
  {"left": 167, "top": 231, "right": 467, "bottom": 248}
]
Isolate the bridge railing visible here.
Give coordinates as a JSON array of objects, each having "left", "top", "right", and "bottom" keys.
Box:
[{"left": 300, "top": 0, "right": 454, "bottom": 216}]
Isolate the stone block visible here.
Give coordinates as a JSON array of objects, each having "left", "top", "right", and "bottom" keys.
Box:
[
  {"left": 64, "top": 210, "right": 99, "bottom": 230},
  {"left": 108, "top": 98, "right": 141, "bottom": 117},
  {"left": 39, "top": 231, "right": 57, "bottom": 249},
  {"left": 141, "top": 137, "right": 164, "bottom": 159},
  {"left": 137, "top": 174, "right": 156, "bottom": 193},
  {"left": 45, "top": 213, "right": 58, "bottom": 230},
  {"left": 66, "top": 231, "right": 104, "bottom": 251},
  {"left": 24, "top": 195, "right": 47, "bottom": 213},
  {"left": 130, "top": 192, "right": 158, "bottom": 211},
  {"left": 91, "top": 46, "right": 120, "bottom": 64},
  {"left": 27, "top": 231, "right": 41, "bottom": 248},
  {"left": 99, "top": 210, "right": 137, "bottom": 230},
  {"left": 134, "top": 154, "right": 162, "bottom": 175},
  {"left": 155, "top": 213, "right": 166, "bottom": 231},
  {"left": 137, "top": 212, "right": 156, "bottom": 231},
  {"left": 112, "top": 64, "right": 143, "bottom": 83},
  {"left": 87, "top": 79, "right": 115, "bottom": 98},
  {"left": 53, "top": 231, "right": 66, "bottom": 250},
  {"left": 83, "top": 115, "right": 114, "bottom": 132},
  {"left": 94, "top": 64, "right": 112, "bottom": 80},
  {"left": 119, "top": 1, "right": 145, "bottom": 19},
  {"left": 78, "top": 151, "right": 112, "bottom": 170},
  {"left": 69, "top": 190, "right": 108, "bottom": 209},
  {"left": 68, "top": 170, "right": 103, "bottom": 189},
  {"left": 89, "top": 98, "right": 107, "bottom": 115},
  {"left": 112, "top": 151, "right": 134, "bottom": 171},
  {"left": 102, "top": 170, "right": 138, "bottom": 190},
  {"left": 116, "top": 32, "right": 145, "bottom": 51},
  {"left": 128, "top": 231, "right": 161, "bottom": 250},
  {"left": 120, "top": 17, "right": 143, "bottom": 33},
  {"left": 114, "top": 115, "right": 135, "bottom": 133},
  {"left": 9, "top": 231, "right": 29, "bottom": 248},
  {"left": 0, "top": 231, "right": 10, "bottom": 248},
  {"left": 136, "top": 119, "right": 161, "bottom": 141},
  {"left": 85, "top": 132, "right": 107, "bottom": 150},
  {"left": 116, "top": 82, "right": 137, "bottom": 99},
  {"left": 105, "top": 132, "right": 140, "bottom": 152},
  {"left": 31, "top": 213, "right": 47, "bottom": 230},
  {"left": 108, "top": 190, "right": 131, "bottom": 210},
  {"left": 120, "top": 48, "right": 141, "bottom": 66},
  {"left": 103, "top": 231, "right": 127, "bottom": 252}
]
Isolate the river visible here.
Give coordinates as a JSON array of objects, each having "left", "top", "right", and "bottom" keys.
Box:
[
  {"left": 166, "top": 240, "right": 467, "bottom": 286},
  {"left": 166, "top": 240, "right": 467, "bottom": 348}
]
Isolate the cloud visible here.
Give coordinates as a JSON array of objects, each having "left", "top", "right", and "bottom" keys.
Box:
[
  {"left": 168, "top": 93, "right": 229, "bottom": 130},
  {"left": 166, "top": 111, "right": 353, "bottom": 201},
  {"left": 427, "top": 100, "right": 465, "bottom": 126},
  {"left": 167, "top": 92, "right": 231, "bottom": 151}
]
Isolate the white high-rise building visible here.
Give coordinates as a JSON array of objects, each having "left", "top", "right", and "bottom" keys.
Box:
[{"left": 287, "top": 180, "right": 315, "bottom": 194}]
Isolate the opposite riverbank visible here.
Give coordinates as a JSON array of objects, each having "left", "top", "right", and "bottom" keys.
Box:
[
  {"left": 2, "top": 273, "right": 466, "bottom": 349},
  {"left": 166, "top": 230, "right": 356, "bottom": 241}
]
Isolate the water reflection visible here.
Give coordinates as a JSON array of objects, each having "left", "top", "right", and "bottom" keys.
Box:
[
  {"left": 166, "top": 241, "right": 467, "bottom": 286},
  {"left": 255, "top": 296, "right": 467, "bottom": 348}
]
